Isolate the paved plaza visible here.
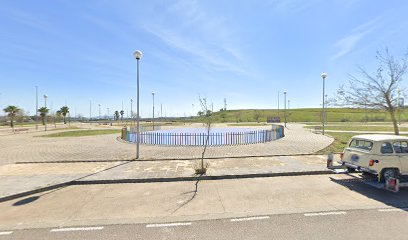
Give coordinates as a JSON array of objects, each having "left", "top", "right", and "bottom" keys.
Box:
[{"left": 0, "top": 123, "right": 333, "bottom": 164}]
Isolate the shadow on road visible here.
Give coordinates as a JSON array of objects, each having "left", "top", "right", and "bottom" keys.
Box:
[{"left": 330, "top": 174, "right": 408, "bottom": 211}]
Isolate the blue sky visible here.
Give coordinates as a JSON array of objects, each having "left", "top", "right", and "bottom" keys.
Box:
[{"left": 1, "top": 0, "right": 408, "bottom": 118}]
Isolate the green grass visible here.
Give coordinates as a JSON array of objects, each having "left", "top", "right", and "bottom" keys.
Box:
[
  {"left": 317, "top": 132, "right": 408, "bottom": 154},
  {"left": 40, "top": 129, "right": 121, "bottom": 137},
  {"left": 227, "top": 123, "right": 270, "bottom": 126},
  {"left": 317, "top": 132, "right": 355, "bottom": 154},
  {"left": 304, "top": 125, "right": 408, "bottom": 132},
  {"left": 189, "top": 107, "right": 408, "bottom": 123}
]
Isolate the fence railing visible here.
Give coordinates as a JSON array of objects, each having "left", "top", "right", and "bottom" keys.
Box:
[{"left": 121, "top": 125, "right": 284, "bottom": 146}]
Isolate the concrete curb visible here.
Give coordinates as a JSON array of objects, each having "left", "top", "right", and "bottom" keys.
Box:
[
  {"left": 15, "top": 153, "right": 341, "bottom": 164},
  {"left": 72, "top": 170, "right": 334, "bottom": 185},
  {"left": 0, "top": 170, "right": 334, "bottom": 203},
  {"left": 0, "top": 183, "right": 69, "bottom": 203}
]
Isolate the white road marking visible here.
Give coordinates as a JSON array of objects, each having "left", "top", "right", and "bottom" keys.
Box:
[
  {"left": 304, "top": 211, "right": 347, "bottom": 217},
  {"left": 231, "top": 216, "right": 270, "bottom": 222},
  {"left": 50, "top": 226, "right": 104, "bottom": 232},
  {"left": 0, "top": 231, "right": 13, "bottom": 235},
  {"left": 146, "top": 222, "right": 192, "bottom": 228},
  {"left": 378, "top": 208, "right": 408, "bottom": 212}
]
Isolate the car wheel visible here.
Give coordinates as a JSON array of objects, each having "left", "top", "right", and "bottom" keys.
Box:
[
  {"left": 347, "top": 167, "right": 356, "bottom": 173},
  {"left": 382, "top": 169, "right": 399, "bottom": 181}
]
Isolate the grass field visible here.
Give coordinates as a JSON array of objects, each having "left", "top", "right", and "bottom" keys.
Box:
[
  {"left": 304, "top": 125, "right": 408, "bottom": 132},
  {"left": 40, "top": 129, "right": 121, "bottom": 137},
  {"left": 190, "top": 107, "right": 408, "bottom": 123}
]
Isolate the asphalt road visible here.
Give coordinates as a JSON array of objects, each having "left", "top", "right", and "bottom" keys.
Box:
[{"left": 1, "top": 208, "right": 408, "bottom": 240}]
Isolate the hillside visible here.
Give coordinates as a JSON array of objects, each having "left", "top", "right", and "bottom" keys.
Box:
[{"left": 199, "top": 108, "right": 407, "bottom": 123}]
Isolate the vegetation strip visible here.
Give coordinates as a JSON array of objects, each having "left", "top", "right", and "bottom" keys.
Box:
[{"left": 39, "top": 129, "right": 121, "bottom": 137}]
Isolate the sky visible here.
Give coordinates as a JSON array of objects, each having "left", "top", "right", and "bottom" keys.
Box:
[{"left": 1, "top": 0, "right": 408, "bottom": 118}]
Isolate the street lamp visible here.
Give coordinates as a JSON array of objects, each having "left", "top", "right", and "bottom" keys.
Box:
[
  {"left": 44, "top": 94, "right": 48, "bottom": 131},
  {"left": 130, "top": 98, "right": 133, "bottom": 119},
  {"left": 133, "top": 50, "right": 143, "bottom": 159},
  {"left": 98, "top": 104, "right": 101, "bottom": 120},
  {"left": 283, "top": 91, "right": 287, "bottom": 127},
  {"left": 321, "top": 72, "right": 328, "bottom": 135},
  {"left": 35, "top": 86, "right": 38, "bottom": 130},
  {"left": 152, "top": 92, "right": 155, "bottom": 131}
]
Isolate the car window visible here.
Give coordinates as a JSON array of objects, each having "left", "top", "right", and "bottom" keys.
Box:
[
  {"left": 393, "top": 141, "right": 408, "bottom": 154},
  {"left": 381, "top": 142, "right": 394, "bottom": 154},
  {"left": 349, "top": 139, "right": 373, "bottom": 151}
]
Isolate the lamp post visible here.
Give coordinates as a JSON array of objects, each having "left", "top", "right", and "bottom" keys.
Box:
[
  {"left": 283, "top": 91, "right": 287, "bottom": 127},
  {"left": 152, "top": 92, "right": 155, "bottom": 131},
  {"left": 44, "top": 94, "right": 48, "bottom": 131},
  {"left": 130, "top": 98, "right": 133, "bottom": 119},
  {"left": 133, "top": 50, "right": 143, "bottom": 159},
  {"left": 98, "top": 104, "right": 101, "bottom": 120},
  {"left": 288, "top": 99, "right": 290, "bottom": 123},
  {"left": 321, "top": 72, "right": 327, "bottom": 135},
  {"left": 35, "top": 86, "right": 38, "bottom": 130}
]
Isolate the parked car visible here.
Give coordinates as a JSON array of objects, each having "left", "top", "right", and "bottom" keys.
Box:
[{"left": 340, "top": 134, "right": 408, "bottom": 181}]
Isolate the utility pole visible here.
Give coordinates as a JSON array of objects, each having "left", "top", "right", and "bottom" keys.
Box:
[
  {"left": 277, "top": 91, "right": 280, "bottom": 119},
  {"left": 35, "top": 86, "right": 38, "bottom": 130}
]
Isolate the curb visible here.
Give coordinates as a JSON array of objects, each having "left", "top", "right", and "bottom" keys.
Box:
[
  {"left": 15, "top": 153, "right": 341, "bottom": 164},
  {"left": 0, "top": 183, "right": 69, "bottom": 203},
  {"left": 72, "top": 170, "right": 334, "bottom": 185},
  {"left": 0, "top": 170, "right": 334, "bottom": 203}
]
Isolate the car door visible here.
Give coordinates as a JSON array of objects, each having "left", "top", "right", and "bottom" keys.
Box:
[{"left": 393, "top": 141, "right": 408, "bottom": 174}]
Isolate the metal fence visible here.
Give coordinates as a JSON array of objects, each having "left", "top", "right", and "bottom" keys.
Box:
[{"left": 122, "top": 125, "right": 284, "bottom": 146}]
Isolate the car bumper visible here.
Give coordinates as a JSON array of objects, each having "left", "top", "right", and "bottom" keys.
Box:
[{"left": 340, "top": 161, "right": 378, "bottom": 175}]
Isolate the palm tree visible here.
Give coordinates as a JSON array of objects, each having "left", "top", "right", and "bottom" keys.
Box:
[
  {"left": 114, "top": 111, "right": 120, "bottom": 121},
  {"left": 59, "top": 106, "right": 69, "bottom": 124},
  {"left": 38, "top": 107, "right": 49, "bottom": 125},
  {"left": 120, "top": 110, "right": 124, "bottom": 121},
  {"left": 3, "top": 105, "right": 20, "bottom": 128}
]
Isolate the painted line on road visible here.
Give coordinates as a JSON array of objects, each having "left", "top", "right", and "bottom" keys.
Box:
[
  {"left": 231, "top": 216, "right": 270, "bottom": 222},
  {"left": 0, "top": 231, "right": 13, "bottom": 235},
  {"left": 378, "top": 208, "right": 408, "bottom": 212},
  {"left": 146, "top": 222, "right": 192, "bottom": 228},
  {"left": 304, "top": 211, "right": 347, "bottom": 217},
  {"left": 50, "top": 226, "right": 104, "bottom": 232}
]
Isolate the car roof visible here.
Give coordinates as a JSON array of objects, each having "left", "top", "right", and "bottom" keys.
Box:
[{"left": 351, "top": 134, "right": 408, "bottom": 141}]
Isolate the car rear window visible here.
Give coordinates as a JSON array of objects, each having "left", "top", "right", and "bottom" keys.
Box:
[
  {"left": 393, "top": 141, "right": 408, "bottom": 153},
  {"left": 349, "top": 139, "right": 373, "bottom": 151}
]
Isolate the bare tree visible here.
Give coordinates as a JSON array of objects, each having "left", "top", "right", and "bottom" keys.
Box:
[
  {"left": 336, "top": 48, "right": 408, "bottom": 135},
  {"left": 195, "top": 96, "right": 212, "bottom": 174}
]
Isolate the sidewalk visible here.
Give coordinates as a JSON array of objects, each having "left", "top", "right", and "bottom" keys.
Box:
[{"left": 0, "top": 154, "right": 339, "bottom": 202}]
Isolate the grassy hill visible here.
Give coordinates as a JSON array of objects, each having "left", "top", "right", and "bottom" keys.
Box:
[{"left": 195, "top": 108, "right": 408, "bottom": 123}]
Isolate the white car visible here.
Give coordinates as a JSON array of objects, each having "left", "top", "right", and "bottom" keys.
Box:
[{"left": 340, "top": 134, "right": 408, "bottom": 181}]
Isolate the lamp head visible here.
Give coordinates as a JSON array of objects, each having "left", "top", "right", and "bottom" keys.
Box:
[
  {"left": 133, "top": 50, "right": 143, "bottom": 60},
  {"left": 321, "top": 72, "right": 328, "bottom": 79}
]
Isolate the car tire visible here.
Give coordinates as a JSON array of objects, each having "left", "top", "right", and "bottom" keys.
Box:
[
  {"left": 347, "top": 167, "right": 356, "bottom": 173},
  {"left": 381, "top": 168, "right": 399, "bottom": 182}
]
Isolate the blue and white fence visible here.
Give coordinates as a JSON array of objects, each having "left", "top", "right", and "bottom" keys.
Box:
[{"left": 121, "top": 125, "right": 284, "bottom": 146}]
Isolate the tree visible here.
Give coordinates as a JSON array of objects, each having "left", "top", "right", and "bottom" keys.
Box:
[
  {"left": 196, "top": 96, "right": 213, "bottom": 174},
  {"left": 254, "top": 110, "right": 262, "bottom": 123},
  {"left": 335, "top": 48, "right": 408, "bottom": 135},
  {"left": 114, "top": 111, "right": 120, "bottom": 121},
  {"left": 59, "top": 106, "right": 69, "bottom": 124},
  {"left": 120, "top": 110, "right": 124, "bottom": 121},
  {"left": 3, "top": 105, "right": 20, "bottom": 128},
  {"left": 38, "top": 107, "right": 49, "bottom": 125},
  {"left": 197, "top": 111, "right": 204, "bottom": 116}
]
